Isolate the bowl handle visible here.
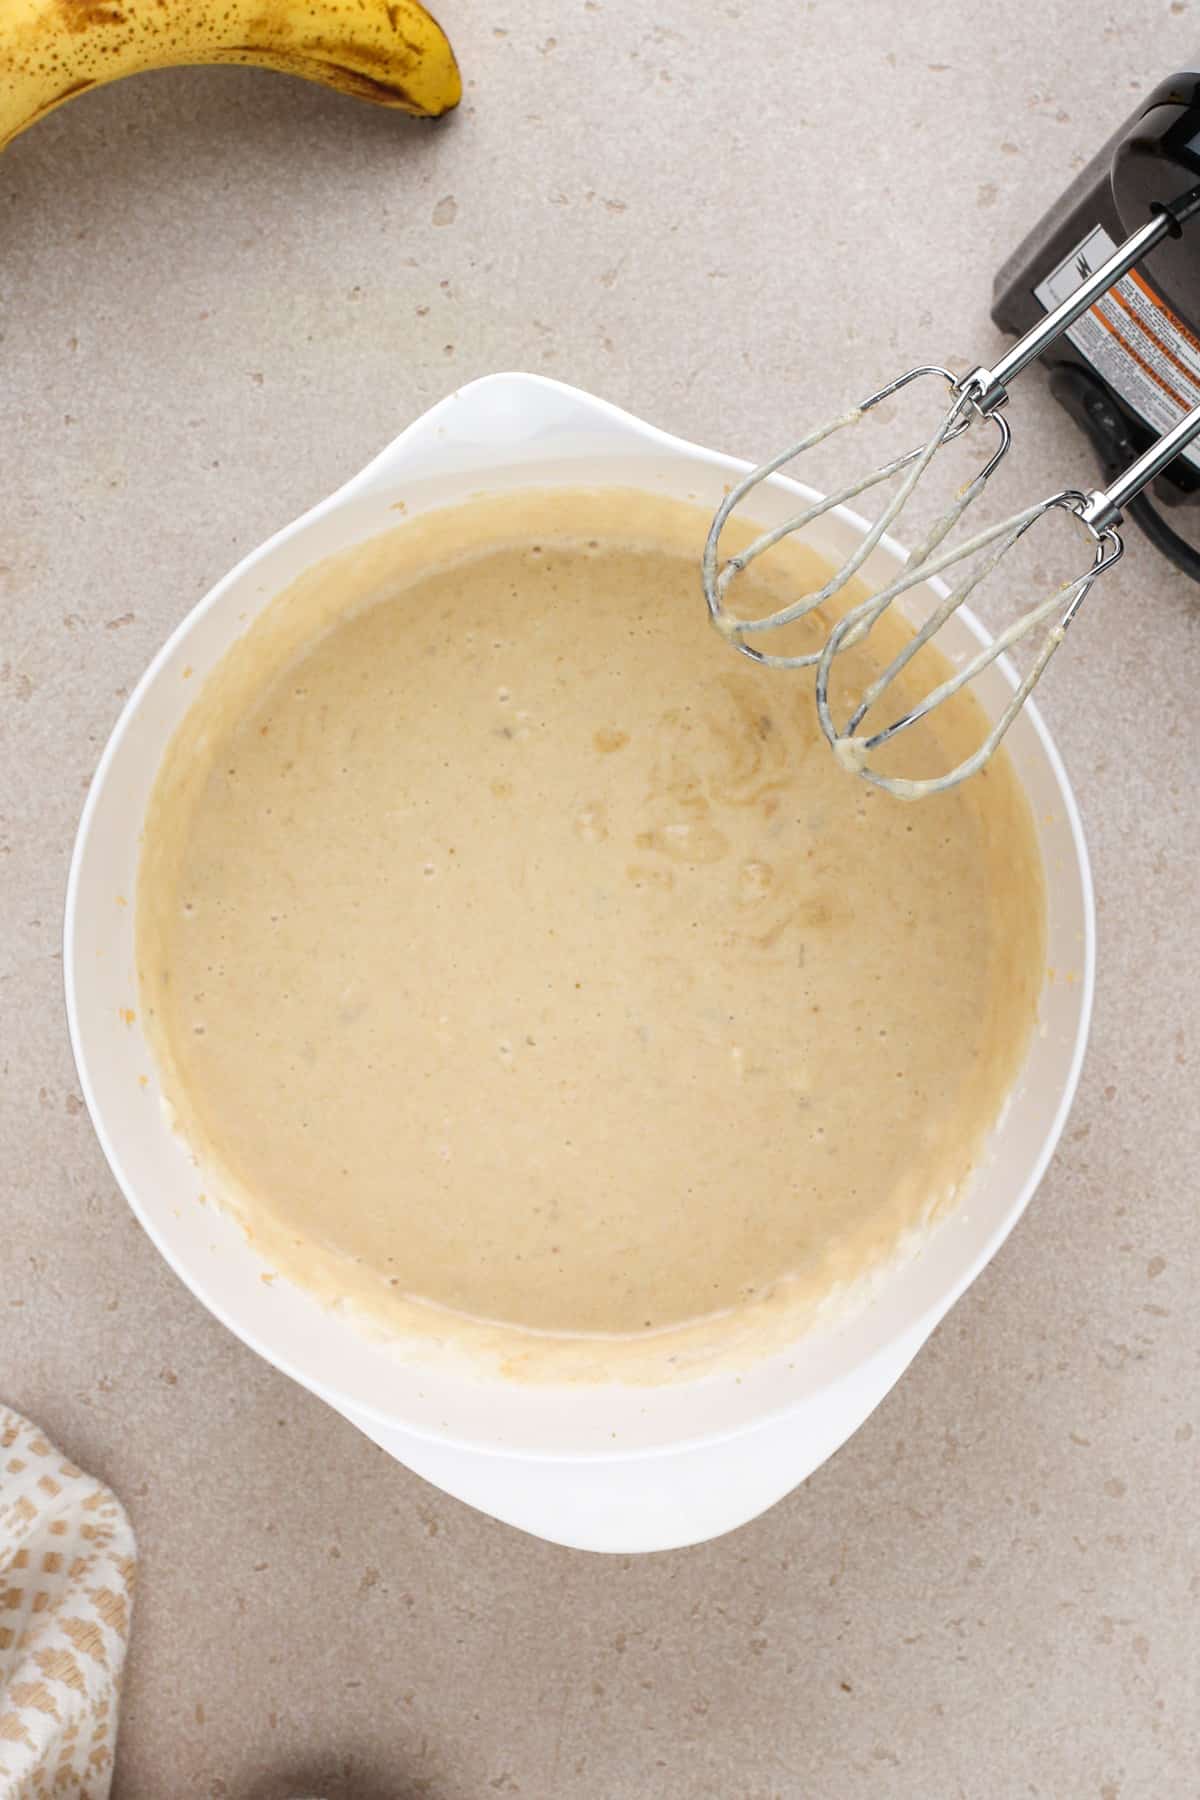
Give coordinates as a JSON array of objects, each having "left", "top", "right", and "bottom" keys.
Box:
[{"left": 330, "top": 372, "right": 675, "bottom": 506}]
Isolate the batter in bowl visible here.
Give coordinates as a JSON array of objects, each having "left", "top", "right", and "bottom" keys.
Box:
[{"left": 136, "top": 489, "right": 1045, "bottom": 1381}]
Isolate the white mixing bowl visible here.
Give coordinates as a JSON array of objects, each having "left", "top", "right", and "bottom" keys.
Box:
[{"left": 65, "top": 374, "right": 1094, "bottom": 1552}]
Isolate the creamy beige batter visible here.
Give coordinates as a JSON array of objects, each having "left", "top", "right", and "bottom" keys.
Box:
[{"left": 137, "top": 489, "right": 1045, "bottom": 1382}]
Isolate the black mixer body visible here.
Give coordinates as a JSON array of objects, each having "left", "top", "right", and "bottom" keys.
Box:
[{"left": 993, "top": 69, "right": 1200, "bottom": 577}]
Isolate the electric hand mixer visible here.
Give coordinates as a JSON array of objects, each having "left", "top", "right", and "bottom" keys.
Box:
[{"left": 703, "top": 183, "right": 1200, "bottom": 799}]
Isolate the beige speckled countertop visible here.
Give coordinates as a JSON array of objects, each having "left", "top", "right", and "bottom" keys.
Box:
[{"left": 3, "top": 2, "right": 1199, "bottom": 1795}]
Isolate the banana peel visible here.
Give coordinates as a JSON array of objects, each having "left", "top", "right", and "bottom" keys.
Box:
[{"left": 0, "top": 0, "right": 461, "bottom": 152}]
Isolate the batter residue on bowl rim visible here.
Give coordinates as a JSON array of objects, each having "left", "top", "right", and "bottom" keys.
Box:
[{"left": 136, "top": 488, "right": 1046, "bottom": 1383}]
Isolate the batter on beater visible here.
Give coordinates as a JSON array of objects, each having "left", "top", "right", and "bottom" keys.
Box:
[{"left": 136, "top": 489, "right": 1045, "bottom": 1381}]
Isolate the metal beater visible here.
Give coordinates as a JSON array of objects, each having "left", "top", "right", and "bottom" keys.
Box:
[{"left": 703, "top": 185, "right": 1200, "bottom": 799}]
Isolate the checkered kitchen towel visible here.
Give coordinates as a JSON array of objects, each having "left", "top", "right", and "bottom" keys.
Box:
[{"left": 0, "top": 1408, "right": 136, "bottom": 1798}]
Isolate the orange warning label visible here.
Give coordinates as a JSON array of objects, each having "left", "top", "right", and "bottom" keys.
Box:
[{"left": 1034, "top": 223, "right": 1200, "bottom": 470}]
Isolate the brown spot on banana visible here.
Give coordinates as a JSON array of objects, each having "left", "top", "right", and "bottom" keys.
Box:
[
  {"left": 232, "top": 47, "right": 424, "bottom": 106},
  {"left": 57, "top": 0, "right": 128, "bottom": 32}
]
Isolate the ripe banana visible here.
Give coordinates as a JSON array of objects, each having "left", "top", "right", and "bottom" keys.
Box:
[{"left": 0, "top": 0, "right": 460, "bottom": 152}]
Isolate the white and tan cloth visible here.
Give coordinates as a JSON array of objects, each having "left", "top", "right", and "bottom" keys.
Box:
[{"left": 0, "top": 1408, "right": 136, "bottom": 1798}]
